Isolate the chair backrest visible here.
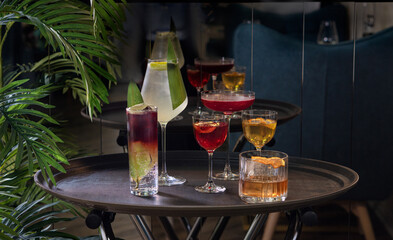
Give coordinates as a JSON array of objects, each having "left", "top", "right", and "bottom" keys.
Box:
[{"left": 233, "top": 23, "right": 393, "bottom": 200}]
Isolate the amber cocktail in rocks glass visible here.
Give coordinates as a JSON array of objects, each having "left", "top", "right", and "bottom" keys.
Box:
[
  {"left": 194, "top": 57, "right": 234, "bottom": 90},
  {"left": 201, "top": 90, "right": 255, "bottom": 180},
  {"left": 239, "top": 150, "right": 288, "bottom": 203},
  {"left": 193, "top": 113, "right": 228, "bottom": 193}
]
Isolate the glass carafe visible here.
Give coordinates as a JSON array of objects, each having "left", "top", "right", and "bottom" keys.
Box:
[{"left": 151, "top": 31, "right": 184, "bottom": 68}]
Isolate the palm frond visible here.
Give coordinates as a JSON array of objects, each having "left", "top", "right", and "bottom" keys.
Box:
[
  {"left": 0, "top": 197, "right": 78, "bottom": 239},
  {"left": 0, "top": 0, "right": 126, "bottom": 117},
  {"left": 0, "top": 80, "right": 67, "bottom": 185}
]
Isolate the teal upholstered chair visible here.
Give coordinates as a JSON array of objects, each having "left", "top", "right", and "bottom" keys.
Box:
[{"left": 233, "top": 23, "right": 393, "bottom": 240}]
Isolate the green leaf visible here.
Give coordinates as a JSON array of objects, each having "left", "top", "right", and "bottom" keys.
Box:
[
  {"left": 14, "top": 135, "right": 24, "bottom": 169},
  {"left": 0, "top": 232, "right": 13, "bottom": 240},
  {"left": 127, "top": 82, "right": 143, "bottom": 107},
  {"left": 167, "top": 40, "right": 187, "bottom": 110}
]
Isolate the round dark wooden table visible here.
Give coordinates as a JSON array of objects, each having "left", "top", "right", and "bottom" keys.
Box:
[{"left": 34, "top": 151, "right": 358, "bottom": 240}]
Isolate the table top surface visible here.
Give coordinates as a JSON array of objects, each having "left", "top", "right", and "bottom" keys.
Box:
[
  {"left": 35, "top": 151, "right": 358, "bottom": 217},
  {"left": 80, "top": 98, "right": 301, "bottom": 132}
]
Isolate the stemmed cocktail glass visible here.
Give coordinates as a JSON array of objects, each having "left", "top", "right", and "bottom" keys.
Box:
[
  {"left": 141, "top": 59, "right": 188, "bottom": 186},
  {"left": 194, "top": 57, "right": 234, "bottom": 90},
  {"left": 222, "top": 65, "right": 247, "bottom": 119},
  {"left": 242, "top": 110, "right": 277, "bottom": 153},
  {"left": 193, "top": 113, "right": 228, "bottom": 193},
  {"left": 187, "top": 65, "right": 210, "bottom": 115},
  {"left": 201, "top": 90, "right": 255, "bottom": 180}
]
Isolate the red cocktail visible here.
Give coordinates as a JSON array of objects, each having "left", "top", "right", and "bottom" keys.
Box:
[
  {"left": 194, "top": 121, "right": 228, "bottom": 151},
  {"left": 187, "top": 67, "right": 210, "bottom": 88},
  {"left": 187, "top": 65, "right": 210, "bottom": 115},
  {"left": 193, "top": 114, "right": 228, "bottom": 193},
  {"left": 201, "top": 92, "right": 255, "bottom": 115},
  {"left": 194, "top": 58, "right": 234, "bottom": 90},
  {"left": 194, "top": 61, "right": 234, "bottom": 74},
  {"left": 201, "top": 90, "right": 255, "bottom": 180}
]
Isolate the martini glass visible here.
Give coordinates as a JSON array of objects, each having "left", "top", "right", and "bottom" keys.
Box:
[
  {"left": 201, "top": 90, "right": 255, "bottom": 180},
  {"left": 194, "top": 57, "right": 234, "bottom": 90}
]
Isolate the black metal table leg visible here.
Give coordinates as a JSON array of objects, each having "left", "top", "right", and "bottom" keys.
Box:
[
  {"left": 244, "top": 214, "right": 268, "bottom": 240},
  {"left": 85, "top": 210, "right": 116, "bottom": 240},
  {"left": 102, "top": 212, "right": 116, "bottom": 240},
  {"left": 158, "top": 216, "right": 179, "bottom": 240},
  {"left": 186, "top": 217, "right": 207, "bottom": 240},
  {"left": 209, "top": 216, "right": 230, "bottom": 240},
  {"left": 284, "top": 210, "right": 303, "bottom": 240},
  {"left": 130, "top": 215, "right": 155, "bottom": 240},
  {"left": 181, "top": 217, "right": 192, "bottom": 233}
]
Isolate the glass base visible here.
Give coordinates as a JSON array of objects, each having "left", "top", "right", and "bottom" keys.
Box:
[
  {"left": 130, "top": 188, "right": 158, "bottom": 197},
  {"left": 188, "top": 109, "right": 209, "bottom": 115},
  {"left": 158, "top": 174, "right": 186, "bottom": 186},
  {"left": 214, "top": 171, "right": 239, "bottom": 180},
  {"left": 231, "top": 112, "right": 242, "bottom": 119},
  {"left": 195, "top": 182, "right": 226, "bottom": 193},
  {"left": 240, "top": 194, "right": 287, "bottom": 203}
]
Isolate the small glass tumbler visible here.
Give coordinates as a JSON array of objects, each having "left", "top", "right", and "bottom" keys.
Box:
[
  {"left": 126, "top": 104, "right": 158, "bottom": 196},
  {"left": 239, "top": 150, "right": 288, "bottom": 203}
]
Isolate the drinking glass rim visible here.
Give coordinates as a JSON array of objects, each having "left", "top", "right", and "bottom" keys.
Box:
[
  {"left": 194, "top": 57, "right": 234, "bottom": 64},
  {"left": 201, "top": 90, "right": 255, "bottom": 96},
  {"left": 126, "top": 104, "right": 157, "bottom": 113},
  {"left": 242, "top": 109, "right": 278, "bottom": 116},
  {"left": 192, "top": 113, "right": 226, "bottom": 121},
  {"left": 226, "top": 65, "right": 246, "bottom": 72},
  {"left": 239, "top": 150, "right": 288, "bottom": 159},
  {"left": 147, "top": 58, "right": 179, "bottom": 64}
]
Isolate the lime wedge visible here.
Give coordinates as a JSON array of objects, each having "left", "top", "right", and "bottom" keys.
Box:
[
  {"left": 150, "top": 62, "right": 167, "bottom": 71},
  {"left": 130, "top": 103, "right": 148, "bottom": 111}
]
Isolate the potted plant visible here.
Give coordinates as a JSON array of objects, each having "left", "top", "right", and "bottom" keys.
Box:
[{"left": 0, "top": 0, "right": 127, "bottom": 238}]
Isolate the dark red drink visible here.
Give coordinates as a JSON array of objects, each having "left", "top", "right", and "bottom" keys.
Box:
[
  {"left": 194, "top": 62, "right": 234, "bottom": 74},
  {"left": 193, "top": 121, "right": 228, "bottom": 151},
  {"left": 187, "top": 69, "right": 210, "bottom": 88},
  {"left": 201, "top": 93, "right": 255, "bottom": 115}
]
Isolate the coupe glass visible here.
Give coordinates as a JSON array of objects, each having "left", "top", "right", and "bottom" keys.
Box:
[
  {"left": 222, "top": 65, "right": 247, "bottom": 119},
  {"left": 201, "top": 90, "right": 255, "bottom": 180},
  {"left": 222, "top": 66, "right": 246, "bottom": 91},
  {"left": 193, "top": 113, "right": 228, "bottom": 193},
  {"left": 141, "top": 58, "right": 188, "bottom": 186},
  {"left": 194, "top": 57, "right": 234, "bottom": 90},
  {"left": 187, "top": 65, "right": 210, "bottom": 115},
  {"left": 242, "top": 109, "right": 277, "bottom": 153}
]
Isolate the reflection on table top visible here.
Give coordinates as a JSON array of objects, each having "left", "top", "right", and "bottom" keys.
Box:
[
  {"left": 80, "top": 97, "right": 301, "bottom": 132},
  {"left": 34, "top": 151, "right": 358, "bottom": 217}
]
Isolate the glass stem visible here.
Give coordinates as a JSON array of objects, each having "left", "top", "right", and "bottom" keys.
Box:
[
  {"left": 225, "top": 116, "right": 232, "bottom": 174},
  {"left": 212, "top": 74, "right": 218, "bottom": 90},
  {"left": 160, "top": 123, "right": 167, "bottom": 176},
  {"left": 256, "top": 147, "right": 262, "bottom": 156},
  {"left": 207, "top": 151, "right": 214, "bottom": 183},
  {"left": 196, "top": 87, "right": 202, "bottom": 113}
]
